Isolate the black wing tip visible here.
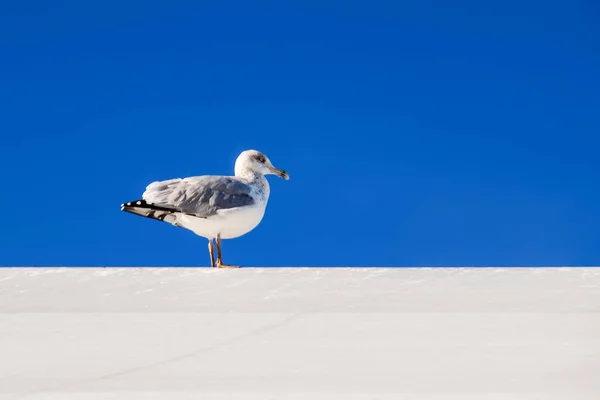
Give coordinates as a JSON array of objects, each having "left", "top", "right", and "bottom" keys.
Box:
[
  {"left": 121, "top": 199, "right": 148, "bottom": 210},
  {"left": 120, "top": 199, "right": 203, "bottom": 225},
  {"left": 120, "top": 199, "right": 182, "bottom": 225},
  {"left": 120, "top": 199, "right": 182, "bottom": 216}
]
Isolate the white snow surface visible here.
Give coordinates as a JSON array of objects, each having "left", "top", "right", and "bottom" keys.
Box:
[{"left": 0, "top": 267, "right": 599, "bottom": 400}]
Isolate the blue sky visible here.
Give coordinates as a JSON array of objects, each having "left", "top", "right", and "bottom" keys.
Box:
[{"left": 1, "top": 0, "right": 598, "bottom": 267}]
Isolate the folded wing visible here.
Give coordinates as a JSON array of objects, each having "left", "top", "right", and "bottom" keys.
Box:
[{"left": 142, "top": 175, "right": 256, "bottom": 218}]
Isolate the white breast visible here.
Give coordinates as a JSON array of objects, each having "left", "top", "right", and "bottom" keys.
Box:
[{"left": 177, "top": 202, "right": 267, "bottom": 240}]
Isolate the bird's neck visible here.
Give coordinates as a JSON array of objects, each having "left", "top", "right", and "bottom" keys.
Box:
[{"left": 237, "top": 170, "right": 270, "bottom": 199}]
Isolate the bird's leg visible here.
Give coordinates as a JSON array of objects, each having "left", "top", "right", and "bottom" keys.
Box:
[
  {"left": 208, "top": 239, "right": 216, "bottom": 268},
  {"left": 216, "top": 234, "right": 240, "bottom": 268}
]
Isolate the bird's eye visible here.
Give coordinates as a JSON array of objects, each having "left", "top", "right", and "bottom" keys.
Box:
[{"left": 257, "top": 156, "right": 266, "bottom": 163}]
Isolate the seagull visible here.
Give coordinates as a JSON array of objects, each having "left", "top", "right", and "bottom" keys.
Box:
[{"left": 121, "top": 150, "right": 289, "bottom": 268}]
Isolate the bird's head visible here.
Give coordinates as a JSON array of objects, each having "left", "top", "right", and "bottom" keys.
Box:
[{"left": 234, "top": 150, "right": 290, "bottom": 180}]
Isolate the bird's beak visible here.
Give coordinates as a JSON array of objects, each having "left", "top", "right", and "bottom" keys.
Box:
[{"left": 271, "top": 166, "right": 290, "bottom": 180}]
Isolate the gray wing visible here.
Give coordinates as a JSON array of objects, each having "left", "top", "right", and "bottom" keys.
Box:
[{"left": 142, "top": 175, "right": 255, "bottom": 218}]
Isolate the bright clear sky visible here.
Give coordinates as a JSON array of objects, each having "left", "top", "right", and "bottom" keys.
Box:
[{"left": 1, "top": 1, "right": 598, "bottom": 267}]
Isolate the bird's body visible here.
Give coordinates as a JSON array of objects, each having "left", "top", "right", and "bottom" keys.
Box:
[
  {"left": 155, "top": 173, "right": 270, "bottom": 240},
  {"left": 177, "top": 201, "right": 266, "bottom": 240},
  {"left": 121, "top": 150, "right": 289, "bottom": 268}
]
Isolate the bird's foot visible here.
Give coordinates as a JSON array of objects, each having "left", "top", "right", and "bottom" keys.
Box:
[{"left": 216, "top": 262, "right": 241, "bottom": 269}]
